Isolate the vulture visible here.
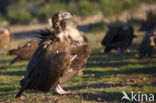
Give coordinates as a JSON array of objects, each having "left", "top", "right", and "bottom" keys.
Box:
[
  {"left": 0, "top": 28, "right": 13, "bottom": 50},
  {"left": 101, "top": 24, "right": 135, "bottom": 53},
  {"left": 138, "top": 29, "right": 156, "bottom": 58},
  {"left": 16, "top": 12, "right": 90, "bottom": 98},
  {"left": 8, "top": 40, "right": 39, "bottom": 64},
  {"left": 138, "top": 11, "right": 156, "bottom": 58}
]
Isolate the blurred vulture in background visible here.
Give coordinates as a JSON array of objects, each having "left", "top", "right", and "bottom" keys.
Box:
[
  {"left": 16, "top": 12, "right": 90, "bottom": 98},
  {"left": 138, "top": 29, "right": 156, "bottom": 58},
  {"left": 8, "top": 40, "right": 39, "bottom": 64},
  {"left": 138, "top": 10, "right": 156, "bottom": 58},
  {"left": 0, "top": 28, "right": 13, "bottom": 50},
  {"left": 101, "top": 24, "right": 135, "bottom": 54}
]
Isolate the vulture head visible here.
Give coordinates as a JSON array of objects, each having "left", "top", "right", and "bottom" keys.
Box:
[
  {"left": 52, "top": 12, "right": 74, "bottom": 32},
  {"left": 38, "top": 12, "right": 74, "bottom": 43}
]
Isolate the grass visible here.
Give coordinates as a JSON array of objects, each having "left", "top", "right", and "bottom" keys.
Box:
[{"left": 0, "top": 31, "right": 156, "bottom": 102}]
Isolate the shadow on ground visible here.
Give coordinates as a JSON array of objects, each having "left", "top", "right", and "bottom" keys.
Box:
[{"left": 13, "top": 31, "right": 38, "bottom": 40}]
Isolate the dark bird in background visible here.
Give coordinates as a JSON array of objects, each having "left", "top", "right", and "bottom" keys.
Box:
[
  {"left": 138, "top": 10, "right": 156, "bottom": 58},
  {"left": 101, "top": 24, "right": 135, "bottom": 54},
  {"left": 138, "top": 29, "right": 156, "bottom": 58},
  {"left": 8, "top": 40, "right": 39, "bottom": 65},
  {"left": 16, "top": 12, "right": 90, "bottom": 98},
  {"left": 0, "top": 28, "right": 13, "bottom": 50}
]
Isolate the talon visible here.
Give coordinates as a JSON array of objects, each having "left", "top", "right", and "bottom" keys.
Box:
[{"left": 55, "top": 84, "right": 69, "bottom": 94}]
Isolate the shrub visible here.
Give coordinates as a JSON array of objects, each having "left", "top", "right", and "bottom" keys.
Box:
[
  {"left": 100, "top": 0, "right": 127, "bottom": 17},
  {"left": 67, "top": 2, "right": 79, "bottom": 16},
  {"left": 7, "top": 9, "right": 32, "bottom": 24},
  {"left": 67, "top": 1, "right": 99, "bottom": 17},
  {"left": 36, "top": 3, "right": 66, "bottom": 22},
  {"left": 77, "top": 1, "right": 99, "bottom": 17}
]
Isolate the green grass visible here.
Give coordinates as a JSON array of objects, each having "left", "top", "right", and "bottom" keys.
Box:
[
  {"left": 0, "top": 31, "right": 156, "bottom": 102},
  {"left": 0, "top": 46, "right": 156, "bottom": 102},
  {"left": 2, "top": 0, "right": 156, "bottom": 24}
]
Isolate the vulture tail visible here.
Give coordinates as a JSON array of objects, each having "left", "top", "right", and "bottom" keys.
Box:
[
  {"left": 10, "top": 57, "right": 19, "bottom": 65},
  {"left": 15, "top": 87, "right": 24, "bottom": 98},
  {"left": 15, "top": 80, "right": 29, "bottom": 98}
]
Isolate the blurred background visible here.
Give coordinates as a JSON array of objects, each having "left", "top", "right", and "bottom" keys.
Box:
[
  {"left": 0, "top": 0, "right": 156, "bottom": 25},
  {"left": 0, "top": 0, "right": 156, "bottom": 47}
]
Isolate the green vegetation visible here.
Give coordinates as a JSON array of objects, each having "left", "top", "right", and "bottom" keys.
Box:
[
  {"left": 7, "top": 9, "right": 32, "bottom": 24},
  {"left": 70, "top": 1, "right": 99, "bottom": 17},
  {"left": 0, "top": 46, "right": 156, "bottom": 102},
  {"left": 0, "top": 0, "right": 156, "bottom": 24},
  {"left": 36, "top": 3, "right": 67, "bottom": 22}
]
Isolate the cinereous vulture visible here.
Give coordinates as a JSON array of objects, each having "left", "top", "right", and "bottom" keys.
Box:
[
  {"left": 101, "top": 24, "right": 135, "bottom": 54},
  {"left": 16, "top": 12, "right": 90, "bottom": 98}
]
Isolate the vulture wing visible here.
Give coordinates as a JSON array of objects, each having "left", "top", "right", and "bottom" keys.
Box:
[
  {"left": 16, "top": 44, "right": 71, "bottom": 97},
  {"left": 60, "top": 44, "right": 90, "bottom": 85},
  {"left": 9, "top": 40, "right": 39, "bottom": 64}
]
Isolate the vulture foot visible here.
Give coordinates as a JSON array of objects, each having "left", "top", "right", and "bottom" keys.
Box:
[{"left": 55, "top": 84, "right": 69, "bottom": 94}]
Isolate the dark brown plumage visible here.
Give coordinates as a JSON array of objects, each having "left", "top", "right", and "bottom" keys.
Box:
[
  {"left": 8, "top": 40, "right": 39, "bottom": 64},
  {"left": 138, "top": 29, "right": 156, "bottom": 58},
  {"left": 101, "top": 24, "right": 135, "bottom": 53},
  {"left": 48, "top": 15, "right": 88, "bottom": 44},
  {"left": 60, "top": 43, "right": 90, "bottom": 85},
  {"left": 0, "top": 28, "right": 13, "bottom": 50},
  {"left": 16, "top": 12, "right": 90, "bottom": 98}
]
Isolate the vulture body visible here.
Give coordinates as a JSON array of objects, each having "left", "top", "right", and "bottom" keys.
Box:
[
  {"left": 8, "top": 40, "right": 39, "bottom": 64},
  {"left": 16, "top": 12, "right": 90, "bottom": 98},
  {"left": 65, "top": 24, "right": 88, "bottom": 44},
  {"left": 101, "top": 24, "right": 135, "bottom": 53},
  {"left": 0, "top": 28, "right": 13, "bottom": 50},
  {"left": 138, "top": 29, "right": 156, "bottom": 58}
]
